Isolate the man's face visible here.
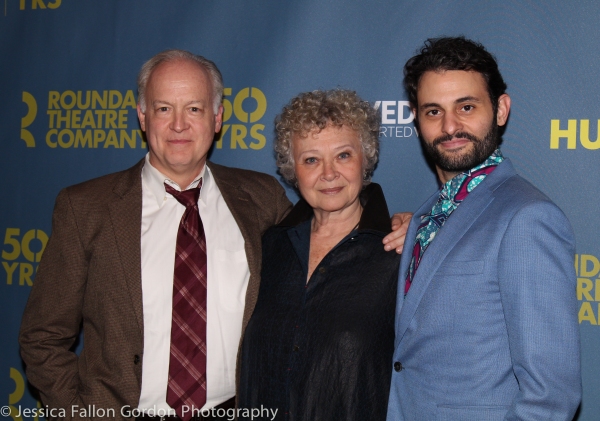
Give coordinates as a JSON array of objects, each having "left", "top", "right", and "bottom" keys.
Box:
[
  {"left": 137, "top": 59, "right": 223, "bottom": 186},
  {"left": 414, "top": 70, "right": 510, "bottom": 183}
]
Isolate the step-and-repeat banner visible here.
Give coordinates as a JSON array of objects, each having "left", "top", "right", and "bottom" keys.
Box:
[{"left": 1, "top": 1, "right": 599, "bottom": 419}]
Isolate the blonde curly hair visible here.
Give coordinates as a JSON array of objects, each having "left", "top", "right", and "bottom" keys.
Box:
[{"left": 275, "top": 89, "right": 380, "bottom": 185}]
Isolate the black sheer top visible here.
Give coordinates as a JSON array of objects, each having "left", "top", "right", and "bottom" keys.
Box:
[{"left": 239, "top": 184, "right": 400, "bottom": 421}]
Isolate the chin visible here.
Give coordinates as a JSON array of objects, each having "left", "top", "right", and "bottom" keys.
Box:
[{"left": 314, "top": 200, "right": 353, "bottom": 214}]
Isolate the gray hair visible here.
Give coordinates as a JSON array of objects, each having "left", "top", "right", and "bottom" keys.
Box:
[
  {"left": 275, "top": 89, "right": 380, "bottom": 186},
  {"left": 137, "top": 49, "right": 223, "bottom": 114}
]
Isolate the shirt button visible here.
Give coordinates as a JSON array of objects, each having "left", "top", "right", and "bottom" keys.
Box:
[
  {"left": 394, "top": 361, "right": 403, "bottom": 372},
  {"left": 134, "top": 355, "right": 140, "bottom": 365},
  {"left": 319, "top": 267, "right": 326, "bottom": 274}
]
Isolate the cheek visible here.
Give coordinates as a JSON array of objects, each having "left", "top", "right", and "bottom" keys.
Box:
[
  {"left": 296, "top": 179, "right": 315, "bottom": 204},
  {"left": 293, "top": 163, "right": 303, "bottom": 181},
  {"left": 418, "top": 121, "right": 437, "bottom": 138},
  {"left": 294, "top": 166, "right": 312, "bottom": 189},
  {"left": 146, "top": 119, "right": 166, "bottom": 135},
  {"left": 340, "top": 166, "right": 364, "bottom": 192},
  {"left": 475, "top": 121, "right": 491, "bottom": 137},
  {"left": 347, "top": 165, "right": 361, "bottom": 180}
]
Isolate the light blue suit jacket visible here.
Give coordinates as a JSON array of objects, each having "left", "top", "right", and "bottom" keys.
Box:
[{"left": 387, "top": 159, "right": 581, "bottom": 421}]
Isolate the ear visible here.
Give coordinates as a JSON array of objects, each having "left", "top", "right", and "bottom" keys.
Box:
[
  {"left": 137, "top": 103, "right": 146, "bottom": 132},
  {"left": 496, "top": 94, "right": 511, "bottom": 127},
  {"left": 411, "top": 107, "right": 420, "bottom": 131},
  {"left": 214, "top": 104, "right": 224, "bottom": 133}
]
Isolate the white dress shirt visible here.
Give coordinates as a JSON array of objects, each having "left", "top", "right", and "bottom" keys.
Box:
[{"left": 138, "top": 154, "right": 249, "bottom": 412}]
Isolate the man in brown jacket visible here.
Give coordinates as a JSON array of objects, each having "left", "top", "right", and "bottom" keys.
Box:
[{"left": 19, "top": 50, "right": 293, "bottom": 421}]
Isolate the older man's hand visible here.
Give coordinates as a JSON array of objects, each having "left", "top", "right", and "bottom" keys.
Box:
[{"left": 383, "top": 212, "right": 413, "bottom": 254}]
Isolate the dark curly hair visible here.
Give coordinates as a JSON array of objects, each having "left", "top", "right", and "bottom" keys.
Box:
[{"left": 404, "top": 36, "right": 507, "bottom": 113}]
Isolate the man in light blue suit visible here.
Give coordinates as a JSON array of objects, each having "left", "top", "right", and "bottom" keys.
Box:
[{"left": 387, "top": 37, "right": 581, "bottom": 421}]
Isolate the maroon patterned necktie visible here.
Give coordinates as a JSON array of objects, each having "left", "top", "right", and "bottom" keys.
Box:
[{"left": 165, "top": 181, "right": 207, "bottom": 421}]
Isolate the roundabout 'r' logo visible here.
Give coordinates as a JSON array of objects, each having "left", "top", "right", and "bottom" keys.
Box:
[{"left": 21, "top": 92, "right": 37, "bottom": 147}]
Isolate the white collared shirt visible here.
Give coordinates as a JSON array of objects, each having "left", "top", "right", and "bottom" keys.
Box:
[{"left": 138, "top": 153, "right": 249, "bottom": 412}]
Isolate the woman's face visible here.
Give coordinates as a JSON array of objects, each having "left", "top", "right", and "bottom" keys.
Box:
[{"left": 293, "top": 125, "right": 364, "bottom": 216}]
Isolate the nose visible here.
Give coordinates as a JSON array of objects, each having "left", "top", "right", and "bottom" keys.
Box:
[
  {"left": 170, "top": 109, "right": 189, "bottom": 133},
  {"left": 441, "top": 112, "right": 462, "bottom": 136},
  {"left": 321, "top": 159, "right": 339, "bottom": 182}
]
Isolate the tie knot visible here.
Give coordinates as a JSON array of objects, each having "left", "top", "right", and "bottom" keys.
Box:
[{"left": 165, "top": 181, "right": 201, "bottom": 209}]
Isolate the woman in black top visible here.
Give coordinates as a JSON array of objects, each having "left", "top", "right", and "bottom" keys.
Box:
[{"left": 239, "top": 89, "right": 400, "bottom": 421}]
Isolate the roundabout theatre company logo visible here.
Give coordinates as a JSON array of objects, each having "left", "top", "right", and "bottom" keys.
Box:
[{"left": 19, "top": 87, "right": 271, "bottom": 151}]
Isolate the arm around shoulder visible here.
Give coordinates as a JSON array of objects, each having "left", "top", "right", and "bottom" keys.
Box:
[
  {"left": 19, "top": 188, "right": 89, "bottom": 413},
  {"left": 499, "top": 201, "right": 581, "bottom": 420}
]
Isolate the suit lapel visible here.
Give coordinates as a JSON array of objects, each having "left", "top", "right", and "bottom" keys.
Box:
[
  {"left": 394, "top": 192, "right": 438, "bottom": 346},
  {"left": 396, "top": 160, "right": 517, "bottom": 344},
  {"left": 398, "top": 193, "right": 438, "bottom": 291},
  {"left": 108, "top": 159, "right": 145, "bottom": 334}
]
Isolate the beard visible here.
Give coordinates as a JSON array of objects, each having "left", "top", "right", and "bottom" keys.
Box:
[{"left": 422, "top": 118, "right": 499, "bottom": 173}]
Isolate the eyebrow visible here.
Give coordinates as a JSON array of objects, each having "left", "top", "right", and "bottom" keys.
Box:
[
  {"left": 332, "top": 143, "right": 357, "bottom": 151},
  {"left": 298, "top": 144, "right": 357, "bottom": 155},
  {"left": 151, "top": 100, "right": 205, "bottom": 107},
  {"left": 454, "top": 95, "right": 482, "bottom": 104},
  {"left": 420, "top": 96, "right": 482, "bottom": 109}
]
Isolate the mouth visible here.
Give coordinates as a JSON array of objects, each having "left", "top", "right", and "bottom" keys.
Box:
[
  {"left": 319, "top": 187, "right": 344, "bottom": 195},
  {"left": 433, "top": 132, "right": 478, "bottom": 151},
  {"left": 437, "top": 137, "right": 471, "bottom": 150},
  {"left": 167, "top": 139, "right": 192, "bottom": 145}
]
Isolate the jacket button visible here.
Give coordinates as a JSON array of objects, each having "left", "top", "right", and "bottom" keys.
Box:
[
  {"left": 293, "top": 345, "right": 299, "bottom": 352},
  {"left": 134, "top": 355, "right": 140, "bottom": 365},
  {"left": 394, "top": 361, "right": 403, "bottom": 372},
  {"left": 319, "top": 267, "right": 326, "bottom": 274}
]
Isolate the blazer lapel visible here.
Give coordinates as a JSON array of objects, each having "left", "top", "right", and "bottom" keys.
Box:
[
  {"left": 395, "top": 160, "right": 517, "bottom": 344},
  {"left": 394, "top": 192, "right": 438, "bottom": 346},
  {"left": 108, "top": 159, "right": 145, "bottom": 334}
]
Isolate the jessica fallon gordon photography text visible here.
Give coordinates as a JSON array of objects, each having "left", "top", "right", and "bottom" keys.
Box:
[{"left": 9, "top": 404, "right": 279, "bottom": 420}]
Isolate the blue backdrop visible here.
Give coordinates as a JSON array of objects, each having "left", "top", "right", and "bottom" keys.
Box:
[{"left": 1, "top": 1, "right": 598, "bottom": 419}]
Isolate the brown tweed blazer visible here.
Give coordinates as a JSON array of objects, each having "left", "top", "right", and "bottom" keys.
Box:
[{"left": 19, "top": 158, "right": 292, "bottom": 420}]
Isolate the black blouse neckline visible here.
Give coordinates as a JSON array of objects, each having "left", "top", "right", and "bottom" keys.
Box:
[{"left": 277, "top": 182, "right": 391, "bottom": 234}]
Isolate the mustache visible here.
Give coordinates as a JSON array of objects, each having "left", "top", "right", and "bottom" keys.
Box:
[{"left": 432, "top": 131, "right": 480, "bottom": 146}]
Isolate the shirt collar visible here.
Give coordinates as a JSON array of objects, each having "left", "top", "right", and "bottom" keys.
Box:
[{"left": 141, "top": 153, "right": 211, "bottom": 207}]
